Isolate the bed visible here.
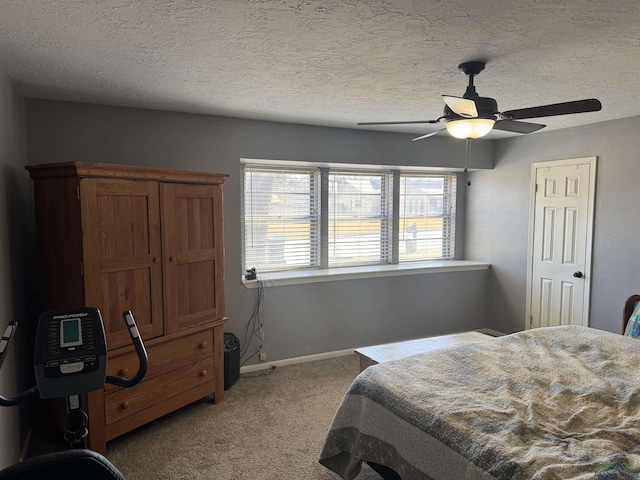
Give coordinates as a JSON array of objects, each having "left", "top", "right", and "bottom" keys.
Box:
[{"left": 319, "top": 298, "right": 640, "bottom": 480}]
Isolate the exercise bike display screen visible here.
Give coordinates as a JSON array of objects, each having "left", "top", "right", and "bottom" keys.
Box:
[
  {"left": 60, "top": 318, "right": 83, "bottom": 348},
  {"left": 34, "top": 307, "right": 108, "bottom": 399}
]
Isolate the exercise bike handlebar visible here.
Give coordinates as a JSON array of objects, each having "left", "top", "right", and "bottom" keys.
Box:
[
  {"left": 0, "top": 321, "right": 17, "bottom": 371},
  {"left": 0, "top": 310, "right": 148, "bottom": 406},
  {"left": 0, "top": 386, "right": 39, "bottom": 407},
  {"left": 105, "top": 311, "right": 148, "bottom": 388},
  {"left": 0, "top": 322, "right": 38, "bottom": 407}
]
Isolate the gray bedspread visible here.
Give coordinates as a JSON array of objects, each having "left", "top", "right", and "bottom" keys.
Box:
[{"left": 319, "top": 326, "right": 640, "bottom": 480}]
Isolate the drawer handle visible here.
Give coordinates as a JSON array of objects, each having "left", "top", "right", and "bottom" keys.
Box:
[
  {"left": 121, "top": 401, "right": 130, "bottom": 410},
  {"left": 200, "top": 369, "right": 208, "bottom": 378},
  {"left": 170, "top": 256, "right": 177, "bottom": 263},
  {"left": 153, "top": 257, "right": 160, "bottom": 264},
  {"left": 119, "top": 368, "right": 129, "bottom": 377},
  {"left": 199, "top": 341, "right": 207, "bottom": 349}
]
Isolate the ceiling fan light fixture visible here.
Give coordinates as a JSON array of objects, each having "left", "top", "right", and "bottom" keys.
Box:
[{"left": 445, "top": 118, "right": 495, "bottom": 139}]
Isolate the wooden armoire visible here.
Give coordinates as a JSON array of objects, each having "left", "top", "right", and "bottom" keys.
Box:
[{"left": 26, "top": 162, "right": 228, "bottom": 454}]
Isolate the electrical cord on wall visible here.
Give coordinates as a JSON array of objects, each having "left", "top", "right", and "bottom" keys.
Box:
[{"left": 240, "top": 274, "right": 266, "bottom": 366}]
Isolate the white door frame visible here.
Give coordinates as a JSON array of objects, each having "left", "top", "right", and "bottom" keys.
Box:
[{"left": 525, "top": 156, "right": 597, "bottom": 329}]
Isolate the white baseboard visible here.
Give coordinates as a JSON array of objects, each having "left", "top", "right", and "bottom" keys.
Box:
[{"left": 240, "top": 348, "right": 355, "bottom": 374}]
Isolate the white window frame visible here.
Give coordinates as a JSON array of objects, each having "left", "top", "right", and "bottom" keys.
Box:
[
  {"left": 243, "top": 165, "right": 320, "bottom": 272},
  {"left": 241, "top": 159, "right": 489, "bottom": 286},
  {"left": 398, "top": 172, "right": 457, "bottom": 263},
  {"left": 327, "top": 169, "right": 394, "bottom": 268}
]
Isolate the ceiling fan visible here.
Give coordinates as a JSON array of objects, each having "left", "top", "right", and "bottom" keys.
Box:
[{"left": 358, "top": 61, "right": 602, "bottom": 141}]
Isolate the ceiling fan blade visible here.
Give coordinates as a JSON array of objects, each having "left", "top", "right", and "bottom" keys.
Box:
[
  {"left": 411, "top": 129, "right": 444, "bottom": 141},
  {"left": 500, "top": 98, "right": 602, "bottom": 121},
  {"left": 493, "top": 119, "right": 546, "bottom": 134},
  {"left": 442, "top": 96, "right": 478, "bottom": 118},
  {"left": 358, "top": 119, "right": 441, "bottom": 126}
]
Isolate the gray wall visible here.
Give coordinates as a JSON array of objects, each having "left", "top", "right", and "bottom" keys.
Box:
[
  {"left": 14, "top": 95, "right": 637, "bottom": 466},
  {"left": 0, "top": 71, "right": 37, "bottom": 468},
  {"left": 24, "top": 99, "right": 493, "bottom": 364},
  {"left": 466, "top": 117, "right": 640, "bottom": 335}
]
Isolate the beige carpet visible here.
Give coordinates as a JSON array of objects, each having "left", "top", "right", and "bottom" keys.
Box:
[{"left": 104, "top": 354, "right": 380, "bottom": 479}]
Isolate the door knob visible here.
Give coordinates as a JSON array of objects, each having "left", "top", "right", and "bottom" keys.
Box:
[{"left": 573, "top": 271, "right": 583, "bottom": 278}]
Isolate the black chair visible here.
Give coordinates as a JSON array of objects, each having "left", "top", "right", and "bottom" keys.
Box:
[{"left": 0, "top": 449, "right": 125, "bottom": 480}]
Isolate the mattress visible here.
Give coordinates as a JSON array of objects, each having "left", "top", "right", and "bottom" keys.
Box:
[{"left": 319, "top": 326, "right": 640, "bottom": 479}]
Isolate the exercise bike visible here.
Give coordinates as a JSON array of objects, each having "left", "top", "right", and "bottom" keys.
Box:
[{"left": 0, "top": 307, "right": 148, "bottom": 479}]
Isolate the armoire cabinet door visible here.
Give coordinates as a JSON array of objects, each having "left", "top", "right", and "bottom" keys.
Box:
[
  {"left": 80, "top": 178, "right": 164, "bottom": 349},
  {"left": 161, "top": 183, "right": 225, "bottom": 333}
]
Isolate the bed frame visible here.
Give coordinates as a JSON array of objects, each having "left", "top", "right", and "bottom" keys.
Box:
[
  {"left": 624, "top": 294, "right": 640, "bottom": 334},
  {"left": 363, "top": 296, "right": 640, "bottom": 480}
]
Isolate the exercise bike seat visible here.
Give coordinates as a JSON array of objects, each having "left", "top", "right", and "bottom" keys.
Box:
[{"left": 0, "top": 449, "right": 125, "bottom": 480}]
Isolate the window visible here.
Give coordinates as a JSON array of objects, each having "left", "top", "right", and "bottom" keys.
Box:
[
  {"left": 243, "top": 162, "right": 457, "bottom": 273},
  {"left": 399, "top": 174, "right": 456, "bottom": 262},
  {"left": 328, "top": 171, "right": 393, "bottom": 267},
  {"left": 244, "top": 166, "right": 320, "bottom": 271}
]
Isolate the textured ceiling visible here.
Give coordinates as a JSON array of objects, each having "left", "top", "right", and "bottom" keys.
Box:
[{"left": 1, "top": 0, "right": 640, "bottom": 139}]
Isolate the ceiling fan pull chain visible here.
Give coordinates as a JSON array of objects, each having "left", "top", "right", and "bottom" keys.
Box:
[{"left": 465, "top": 139, "right": 472, "bottom": 186}]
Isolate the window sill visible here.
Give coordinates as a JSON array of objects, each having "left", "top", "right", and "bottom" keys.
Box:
[{"left": 241, "top": 260, "right": 490, "bottom": 288}]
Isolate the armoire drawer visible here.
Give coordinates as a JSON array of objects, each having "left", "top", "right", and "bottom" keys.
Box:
[
  {"left": 105, "top": 329, "right": 213, "bottom": 391},
  {"left": 104, "top": 357, "right": 214, "bottom": 425}
]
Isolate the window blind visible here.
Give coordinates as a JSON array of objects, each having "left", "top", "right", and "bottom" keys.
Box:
[
  {"left": 328, "top": 171, "right": 393, "bottom": 267},
  {"left": 398, "top": 174, "right": 457, "bottom": 262},
  {"left": 244, "top": 166, "right": 320, "bottom": 272},
  {"left": 242, "top": 163, "right": 458, "bottom": 275}
]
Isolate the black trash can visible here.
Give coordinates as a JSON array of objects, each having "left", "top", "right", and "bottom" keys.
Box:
[{"left": 224, "top": 332, "right": 240, "bottom": 390}]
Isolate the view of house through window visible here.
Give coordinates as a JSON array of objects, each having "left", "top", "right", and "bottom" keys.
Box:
[
  {"left": 328, "top": 171, "right": 392, "bottom": 267},
  {"left": 399, "top": 174, "right": 456, "bottom": 262},
  {"left": 243, "top": 163, "right": 457, "bottom": 274},
  {"left": 244, "top": 166, "right": 319, "bottom": 271}
]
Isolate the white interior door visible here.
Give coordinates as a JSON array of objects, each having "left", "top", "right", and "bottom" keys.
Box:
[{"left": 526, "top": 157, "right": 596, "bottom": 329}]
